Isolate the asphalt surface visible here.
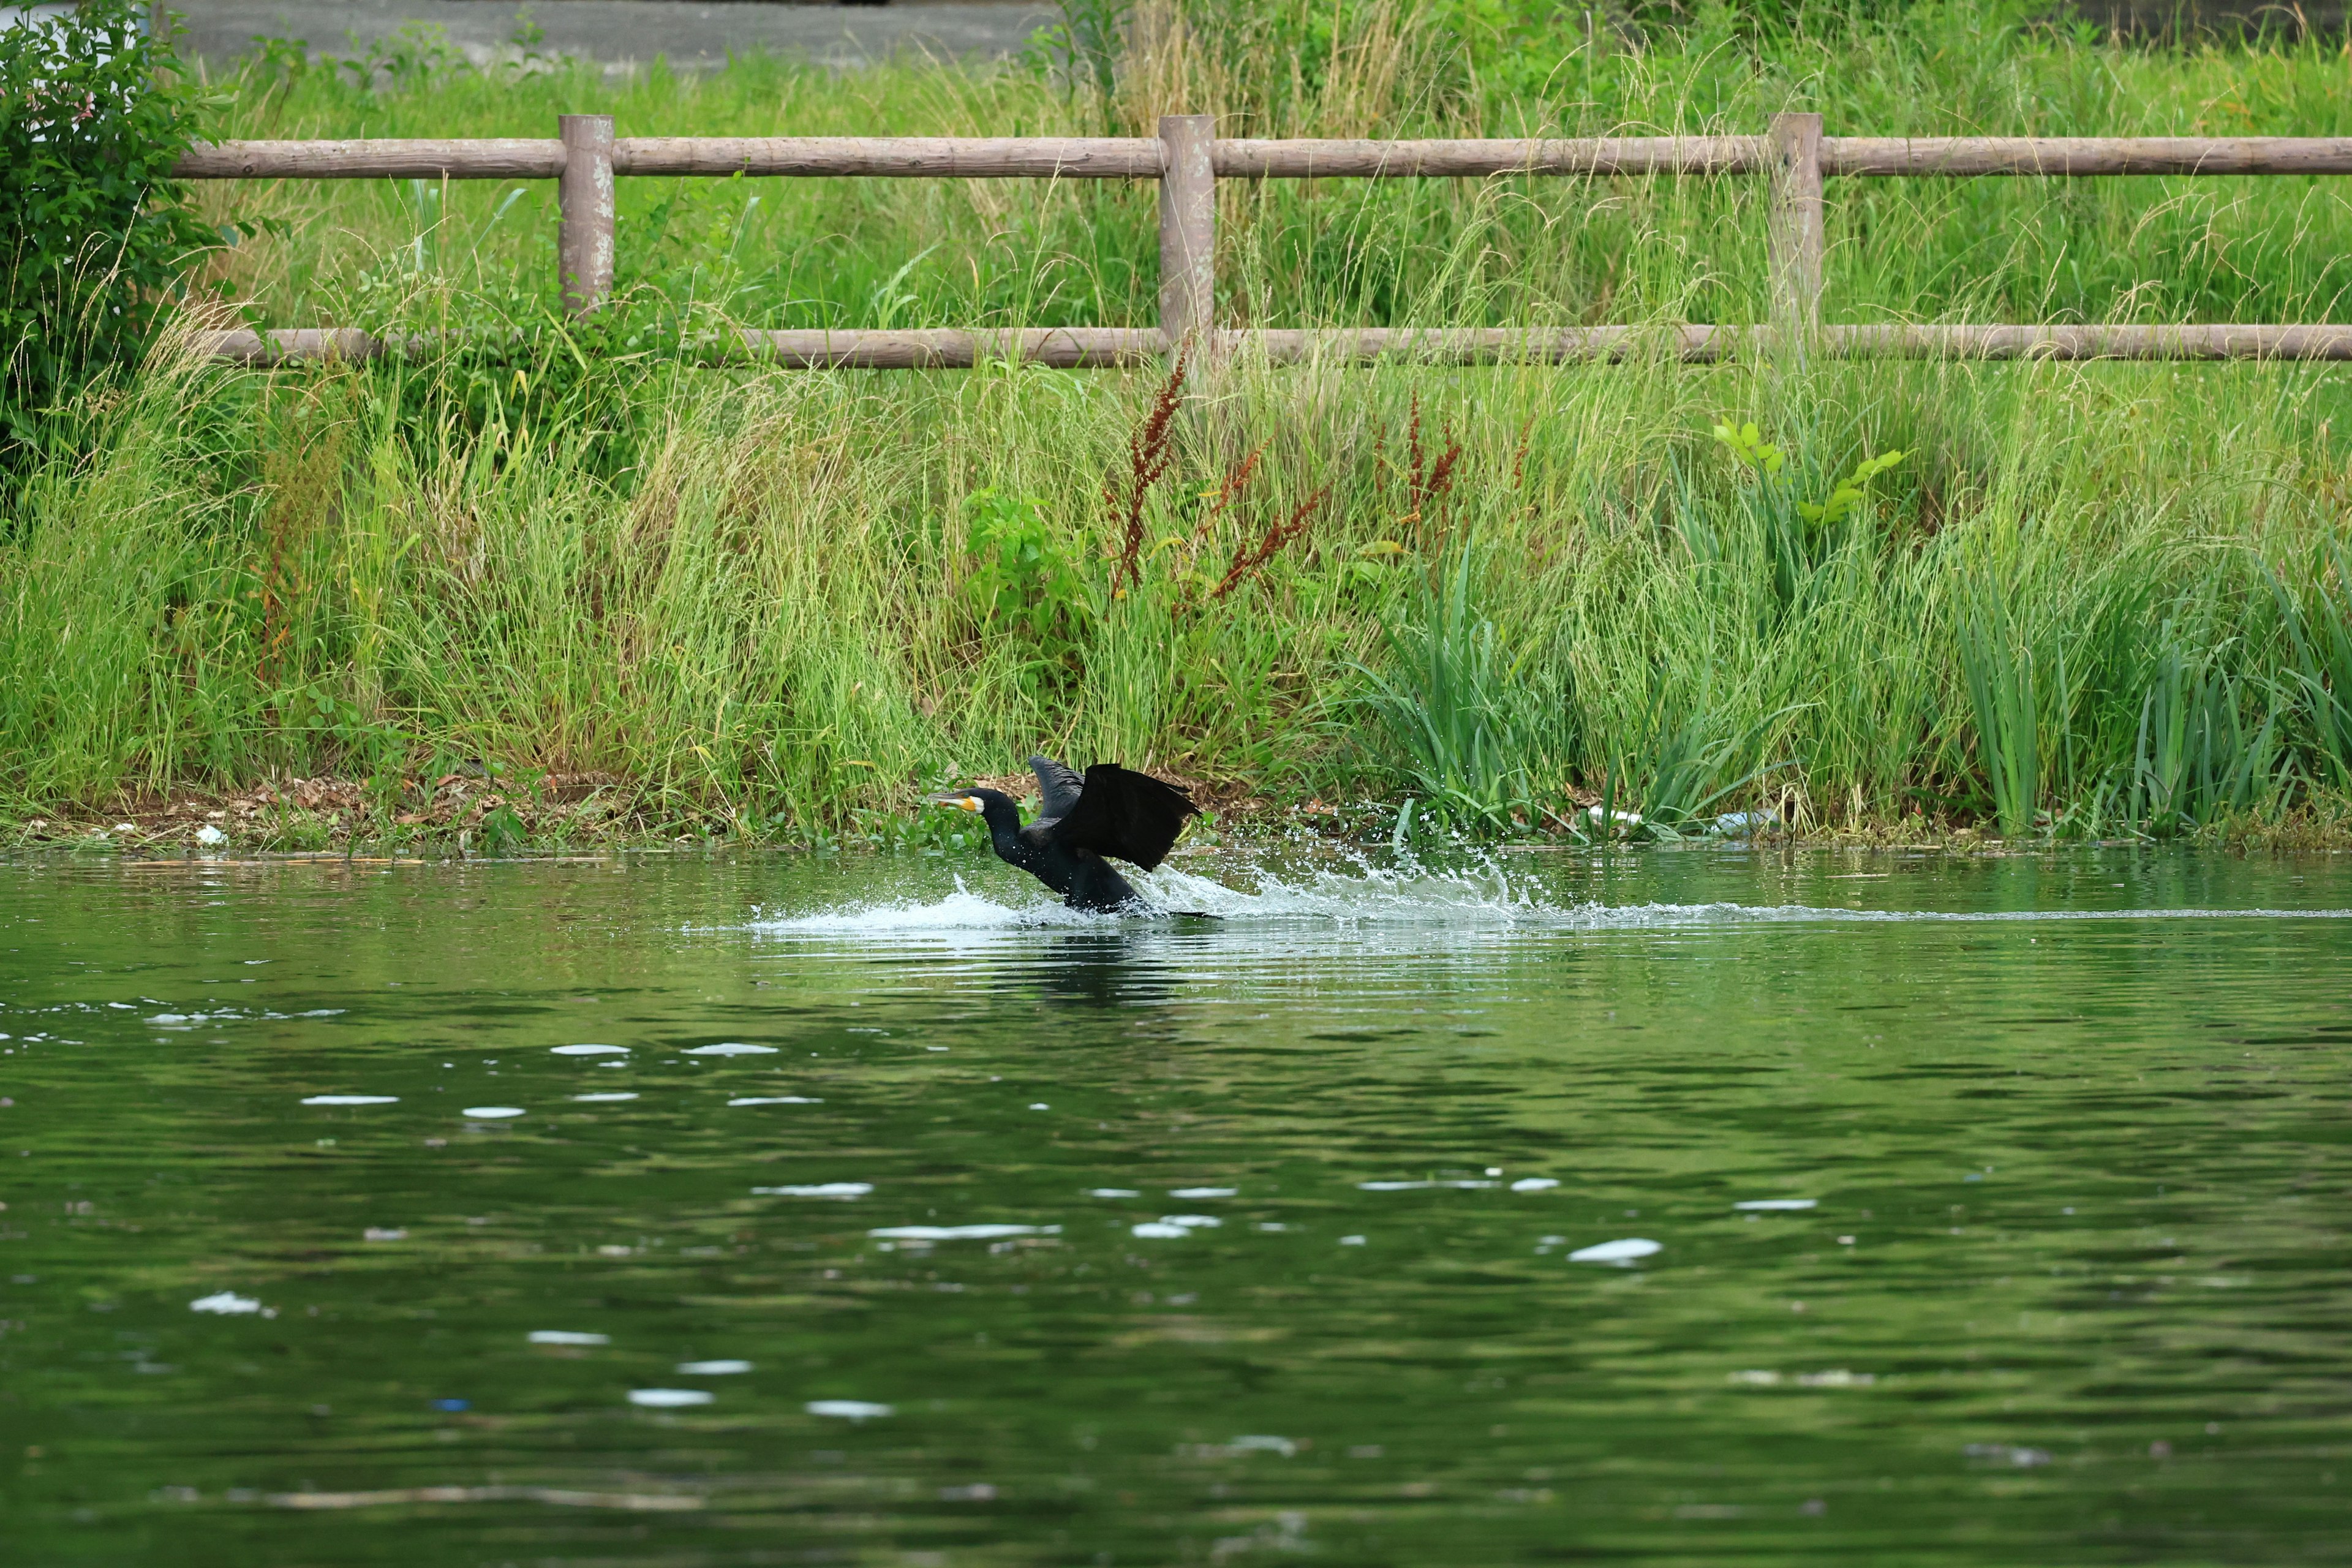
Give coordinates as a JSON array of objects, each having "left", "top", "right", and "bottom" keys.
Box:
[{"left": 174, "top": 1, "right": 1057, "bottom": 71}]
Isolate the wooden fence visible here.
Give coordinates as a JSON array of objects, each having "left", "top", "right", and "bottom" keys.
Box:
[{"left": 181, "top": 115, "right": 2352, "bottom": 368}]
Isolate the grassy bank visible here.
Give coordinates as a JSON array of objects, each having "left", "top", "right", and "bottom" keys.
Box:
[{"left": 5, "top": 2, "right": 2352, "bottom": 849}]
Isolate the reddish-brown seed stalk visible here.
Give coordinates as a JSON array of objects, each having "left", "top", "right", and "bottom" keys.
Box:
[
  {"left": 1106, "top": 353, "right": 1188, "bottom": 597},
  {"left": 1206, "top": 484, "right": 1331, "bottom": 605}
]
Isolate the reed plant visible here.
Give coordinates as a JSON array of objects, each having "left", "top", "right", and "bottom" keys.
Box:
[{"left": 4, "top": 1, "right": 2351, "bottom": 841}]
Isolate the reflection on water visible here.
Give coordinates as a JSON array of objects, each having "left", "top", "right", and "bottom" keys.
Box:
[{"left": 4, "top": 846, "right": 2351, "bottom": 1562}]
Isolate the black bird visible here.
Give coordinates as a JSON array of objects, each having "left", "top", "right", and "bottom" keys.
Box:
[{"left": 933, "top": 755, "right": 1201, "bottom": 913}]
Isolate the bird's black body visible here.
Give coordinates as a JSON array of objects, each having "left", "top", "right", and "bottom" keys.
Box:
[{"left": 944, "top": 756, "right": 1201, "bottom": 914}]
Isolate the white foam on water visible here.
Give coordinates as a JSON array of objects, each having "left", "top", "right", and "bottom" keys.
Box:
[
  {"left": 1161, "top": 1215, "right": 1221, "bottom": 1228},
  {"left": 736, "top": 853, "right": 2352, "bottom": 941},
  {"left": 462, "top": 1106, "right": 526, "bottom": 1119},
  {"left": 1229, "top": 1435, "right": 1298, "bottom": 1457},
  {"left": 755, "top": 878, "right": 1098, "bottom": 935},
  {"left": 685, "top": 1043, "right": 777, "bottom": 1057},
  {"left": 677, "top": 1359, "right": 753, "bottom": 1375},
  {"left": 1735, "top": 1198, "right": 1818, "bottom": 1211},
  {"left": 628, "top": 1389, "right": 713, "bottom": 1408},
  {"left": 728, "top": 1095, "right": 821, "bottom": 1106},
  {"left": 363, "top": 1227, "right": 407, "bottom": 1242},
  {"left": 807, "top": 1400, "right": 893, "bottom": 1420},
  {"left": 553, "top": 1044, "right": 628, "bottom": 1057},
  {"left": 1510, "top": 1177, "right": 1560, "bottom": 1192},
  {"left": 1170, "top": 1186, "right": 1237, "bottom": 1198},
  {"left": 1359, "top": 1178, "right": 1495, "bottom": 1191},
  {"left": 1089, "top": 1188, "right": 1140, "bottom": 1199},
  {"left": 752, "top": 1183, "right": 872, "bottom": 1199},
  {"left": 529, "top": 1330, "right": 608, "bottom": 1345},
  {"left": 868, "top": 1223, "right": 1051, "bottom": 1241},
  {"left": 301, "top": 1095, "right": 397, "bottom": 1106},
  {"left": 189, "top": 1291, "right": 261, "bottom": 1314},
  {"left": 1131, "top": 1222, "right": 1192, "bottom": 1239},
  {"left": 1569, "top": 1237, "right": 1662, "bottom": 1265},
  {"left": 572, "top": 1092, "right": 639, "bottom": 1102}
]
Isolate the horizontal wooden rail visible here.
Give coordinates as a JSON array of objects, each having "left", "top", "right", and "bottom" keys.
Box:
[
  {"left": 1213, "top": 137, "right": 1767, "bottom": 178},
  {"left": 201, "top": 323, "right": 2352, "bottom": 368},
  {"left": 173, "top": 134, "right": 2352, "bottom": 183},
  {"left": 616, "top": 137, "right": 1160, "bottom": 178},
  {"left": 1823, "top": 136, "right": 2352, "bottom": 176},
  {"left": 177, "top": 140, "right": 567, "bottom": 179}
]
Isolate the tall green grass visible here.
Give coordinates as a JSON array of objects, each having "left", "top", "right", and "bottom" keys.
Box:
[{"left": 4, "top": 2, "right": 2351, "bottom": 839}]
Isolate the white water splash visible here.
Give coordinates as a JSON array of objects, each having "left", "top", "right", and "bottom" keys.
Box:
[
  {"left": 753, "top": 877, "right": 1098, "bottom": 935},
  {"left": 742, "top": 853, "right": 2352, "bottom": 942},
  {"left": 629, "top": 1389, "right": 713, "bottom": 1409},
  {"left": 1569, "top": 1237, "right": 1662, "bottom": 1265},
  {"left": 807, "top": 1399, "right": 892, "bottom": 1420}
]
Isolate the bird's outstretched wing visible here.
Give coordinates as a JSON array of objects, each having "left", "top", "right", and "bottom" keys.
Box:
[
  {"left": 1027, "top": 755, "right": 1087, "bottom": 820},
  {"left": 1050, "top": 764, "right": 1199, "bottom": 871}
]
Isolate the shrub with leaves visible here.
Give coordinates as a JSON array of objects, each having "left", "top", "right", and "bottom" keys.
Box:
[
  {"left": 1, "top": 0, "right": 216, "bottom": 459},
  {"left": 960, "top": 488, "right": 1093, "bottom": 673}
]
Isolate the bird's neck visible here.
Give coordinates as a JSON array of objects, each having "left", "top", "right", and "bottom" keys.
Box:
[{"left": 978, "top": 797, "right": 1027, "bottom": 850}]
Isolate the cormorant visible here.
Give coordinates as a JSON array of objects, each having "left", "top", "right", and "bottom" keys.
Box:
[{"left": 933, "top": 756, "right": 1201, "bottom": 913}]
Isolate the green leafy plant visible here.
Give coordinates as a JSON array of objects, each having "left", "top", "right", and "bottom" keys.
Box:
[
  {"left": 1710, "top": 419, "right": 1786, "bottom": 477},
  {"left": 1037, "top": 0, "right": 1133, "bottom": 113},
  {"left": 1798, "top": 448, "right": 1909, "bottom": 527},
  {"left": 0, "top": 0, "right": 219, "bottom": 461},
  {"left": 960, "top": 488, "right": 1093, "bottom": 669},
  {"left": 480, "top": 802, "right": 527, "bottom": 856},
  {"left": 1712, "top": 418, "right": 1906, "bottom": 526}
]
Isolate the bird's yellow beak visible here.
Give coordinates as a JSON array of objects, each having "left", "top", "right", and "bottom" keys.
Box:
[{"left": 930, "top": 794, "right": 984, "bottom": 813}]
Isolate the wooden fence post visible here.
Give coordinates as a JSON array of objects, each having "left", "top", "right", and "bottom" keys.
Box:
[
  {"left": 1768, "top": 111, "right": 1823, "bottom": 347},
  {"left": 558, "top": 115, "right": 616, "bottom": 316},
  {"left": 1158, "top": 114, "right": 1215, "bottom": 353}
]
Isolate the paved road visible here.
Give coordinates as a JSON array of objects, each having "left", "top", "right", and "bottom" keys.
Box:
[{"left": 175, "top": 1, "right": 1057, "bottom": 71}]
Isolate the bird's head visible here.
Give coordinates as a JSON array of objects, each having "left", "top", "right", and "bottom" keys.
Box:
[{"left": 927, "top": 788, "right": 1020, "bottom": 827}]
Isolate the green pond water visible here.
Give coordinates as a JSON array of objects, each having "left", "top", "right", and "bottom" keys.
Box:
[{"left": 3, "top": 845, "right": 2350, "bottom": 1564}]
